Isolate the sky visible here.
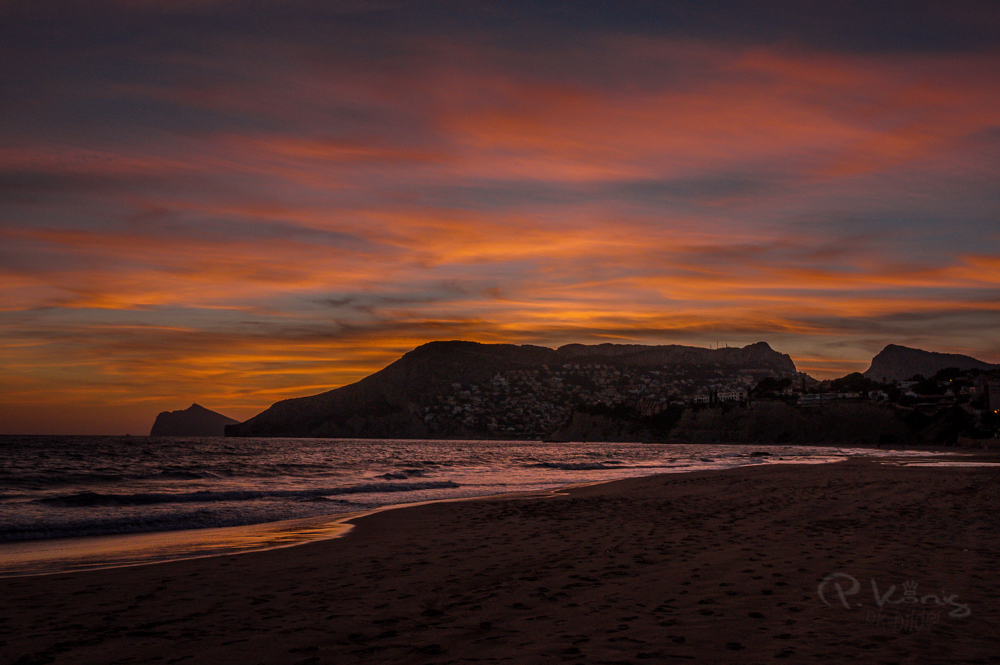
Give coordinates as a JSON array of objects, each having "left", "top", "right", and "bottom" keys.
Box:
[{"left": 2, "top": 0, "right": 1000, "bottom": 435}]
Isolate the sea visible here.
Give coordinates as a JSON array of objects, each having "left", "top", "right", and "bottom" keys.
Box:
[{"left": 0, "top": 436, "right": 948, "bottom": 577}]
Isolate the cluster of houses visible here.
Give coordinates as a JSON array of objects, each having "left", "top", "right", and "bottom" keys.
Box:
[
  {"left": 797, "top": 392, "right": 866, "bottom": 407},
  {"left": 417, "top": 356, "right": 1000, "bottom": 440},
  {"left": 438, "top": 360, "right": 1000, "bottom": 436},
  {"left": 791, "top": 371, "right": 1000, "bottom": 444},
  {"left": 421, "top": 363, "right": 773, "bottom": 437}
]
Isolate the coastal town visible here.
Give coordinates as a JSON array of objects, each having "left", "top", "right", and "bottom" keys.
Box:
[
  {"left": 421, "top": 361, "right": 1000, "bottom": 441},
  {"left": 421, "top": 362, "right": 765, "bottom": 437},
  {"left": 220, "top": 340, "right": 1000, "bottom": 445}
]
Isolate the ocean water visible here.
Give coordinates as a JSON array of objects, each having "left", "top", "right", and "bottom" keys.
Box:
[{"left": 0, "top": 436, "right": 942, "bottom": 576}]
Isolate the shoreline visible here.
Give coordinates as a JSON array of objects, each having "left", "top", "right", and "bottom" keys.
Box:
[
  {"left": 2, "top": 456, "right": 998, "bottom": 663},
  {"left": 0, "top": 469, "right": 714, "bottom": 581},
  {"left": 0, "top": 483, "right": 605, "bottom": 580},
  {"left": 2, "top": 446, "right": 995, "bottom": 579}
]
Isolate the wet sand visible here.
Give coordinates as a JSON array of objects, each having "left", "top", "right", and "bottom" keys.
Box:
[{"left": 2, "top": 457, "right": 999, "bottom": 664}]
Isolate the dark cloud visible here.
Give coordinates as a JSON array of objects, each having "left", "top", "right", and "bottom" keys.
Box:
[
  {"left": 421, "top": 174, "right": 778, "bottom": 211},
  {"left": 606, "top": 175, "right": 774, "bottom": 203},
  {"left": 5, "top": 1, "right": 998, "bottom": 83},
  {"left": 0, "top": 167, "right": 176, "bottom": 206},
  {"left": 796, "top": 306, "right": 1000, "bottom": 335},
  {"left": 449, "top": 1, "right": 1000, "bottom": 53},
  {"left": 316, "top": 284, "right": 472, "bottom": 314},
  {"left": 0, "top": 171, "right": 112, "bottom": 201},
  {"left": 155, "top": 218, "right": 383, "bottom": 252}
]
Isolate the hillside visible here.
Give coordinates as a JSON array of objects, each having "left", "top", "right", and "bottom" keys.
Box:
[{"left": 225, "top": 340, "right": 800, "bottom": 438}]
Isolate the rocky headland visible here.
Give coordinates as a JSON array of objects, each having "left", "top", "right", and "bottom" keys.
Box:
[{"left": 150, "top": 403, "right": 239, "bottom": 437}]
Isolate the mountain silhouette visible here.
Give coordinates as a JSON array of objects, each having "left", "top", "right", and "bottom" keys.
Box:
[
  {"left": 150, "top": 403, "right": 239, "bottom": 437},
  {"left": 225, "top": 340, "right": 798, "bottom": 438},
  {"left": 863, "top": 344, "right": 998, "bottom": 383}
]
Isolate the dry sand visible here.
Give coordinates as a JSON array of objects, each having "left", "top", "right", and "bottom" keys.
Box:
[{"left": 2, "top": 457, "right": 999, "bottom": 664}]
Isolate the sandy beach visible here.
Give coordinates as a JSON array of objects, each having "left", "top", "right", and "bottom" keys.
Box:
[{"left": 2, "top": 456, "right": 998, "bottom": 664}]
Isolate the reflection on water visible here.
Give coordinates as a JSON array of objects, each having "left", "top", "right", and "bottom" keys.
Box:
[{"left": 0, "top": 514, "right": 356, "bottom": 578}]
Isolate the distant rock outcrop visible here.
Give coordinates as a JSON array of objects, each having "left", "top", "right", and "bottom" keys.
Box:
[
  {"left": 863, "top": 344, "right": 999, "bottom": 383},
  {"left": 150, "top": 403, "right": 239, "bottom": 437},
  {"left": 226, "top": 340, "right": 800, "bottom": 438}
]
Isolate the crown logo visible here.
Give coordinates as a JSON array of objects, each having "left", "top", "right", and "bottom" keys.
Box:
[{"left": 902, "top": 580, "right": 919, "bottom": 603}]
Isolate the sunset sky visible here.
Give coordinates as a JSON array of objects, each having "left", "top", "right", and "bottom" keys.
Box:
[{"left": 3, "top": 1, "right": 1000, "bottom": 434}]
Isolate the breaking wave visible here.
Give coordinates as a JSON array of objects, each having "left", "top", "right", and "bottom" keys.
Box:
[
  {"left": 527, "top": 461, "right": 626, "bottom": 470},
  {"left": 36, "top": 480, "right": 461, "bottom": 508}
]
